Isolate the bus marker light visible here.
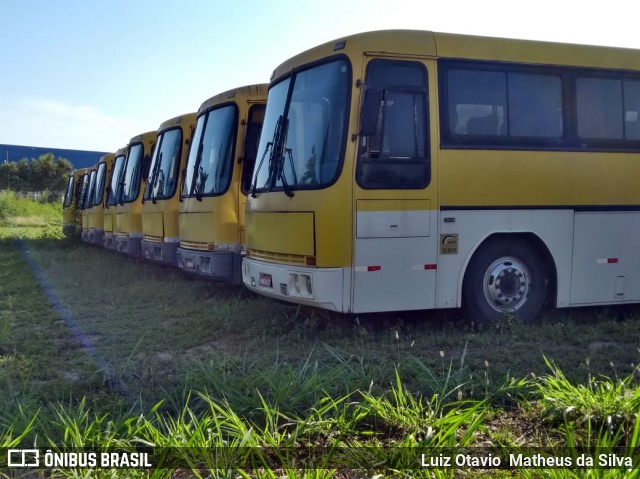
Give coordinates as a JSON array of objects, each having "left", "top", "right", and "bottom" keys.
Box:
[
  {"left": 597, "top": 258, "right": 619, "bottom": 264},
  {"left": 355, "top": 266, "right": 382, "bottom": 272}
]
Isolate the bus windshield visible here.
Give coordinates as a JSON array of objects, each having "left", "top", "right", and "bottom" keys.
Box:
[
  {"left": 92, "top": 162, "right": 107, "bottom": 206},
  {"left": 252, "top": 58, "right": 350, "bottom": 193},
  {"left": 86, "top": 170, "right": 97, "bottom": 208},
  {"left": 184, "top": 105, "right": 238, "bottom": 198},
  {"left": 63, "top": 175, "right": 74, "bottom": 208},
  {"left": 146, "top": 128, "right": 182, "bottom": 201},
  {"left": 106, "top": 155, "right": 125, "bottom": 207},
  {"left": 120, "top": 144, "right": 143, "bottom": 203}
]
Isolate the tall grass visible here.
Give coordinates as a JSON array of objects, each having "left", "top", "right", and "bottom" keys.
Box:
[
  {"left": 537, "top": 356, "right": 640, "bottom": 433},
  {"left": 2, "top": 359, "right": 640, "bottom": 477},
  {"left": 0, "top": 190, "right": 62, "bottom": 225}
]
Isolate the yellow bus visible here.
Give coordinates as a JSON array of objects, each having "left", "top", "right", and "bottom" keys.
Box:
[
  {"left": 177, "top": 84, "right": 267, "bottom": 283},
  {"left": 80, "top": 166, "right": 97, "bottom": 242},
  {"left": 86, "top": 153, "right": 115, "bottom": 245},
  {"left": 103, "top": 147, "right": 127, "bottom": 250},
  {"left": 141, "top": 113, "right": 197, "bottom": 265},
  {"left": 114, "top": 131, "right": 157, "bottom": 257},
  {"left": 62, "top": 167, "right": 89, "bottom": 238},
  {"left": 78, "top": 168, "right": 95, "bottom": 240},
  {"left": 243, "top": 30, "right": 640, "bottom": 323}
]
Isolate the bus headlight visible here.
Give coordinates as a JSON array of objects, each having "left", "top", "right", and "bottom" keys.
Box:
[
  {"left": 304, "top": 274, "right": 313, "bottom": 295},
  {"left": 288, "top": 272, "right": 313, "bottom": 298}
]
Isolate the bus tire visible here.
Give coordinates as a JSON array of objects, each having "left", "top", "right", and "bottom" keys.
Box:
[{"left": 462, "top": 238, "right": 548, "bottom": 324}]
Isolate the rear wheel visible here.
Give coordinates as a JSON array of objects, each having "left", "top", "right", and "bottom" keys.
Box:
[{"left": 463, "top": 238, "right": 549, "bottom": 324}]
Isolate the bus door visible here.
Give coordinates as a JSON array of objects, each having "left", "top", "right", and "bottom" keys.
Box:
[{"left": 352, "top": 56, "right": 438, "bottom": 313}]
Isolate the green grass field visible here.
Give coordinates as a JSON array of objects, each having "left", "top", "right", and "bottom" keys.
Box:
[{"left": 0, "top": 197, "right": 639, "bottom": 478}]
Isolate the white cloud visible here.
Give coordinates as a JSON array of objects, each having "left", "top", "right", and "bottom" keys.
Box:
[{"left": 0, "top": 97, "right": 145, "bottom": 152}]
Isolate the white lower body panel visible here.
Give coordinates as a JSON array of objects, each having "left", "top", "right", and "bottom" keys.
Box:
[{"left": 242, "top": 258, "right": 349, "bottom": 312}]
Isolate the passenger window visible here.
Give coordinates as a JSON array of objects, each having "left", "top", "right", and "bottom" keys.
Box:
[
  {"left": 357, "top": 59, "right": 430, "bottom": 189},
  {"left": 577, "top": 77, "right": 640, "bottom": 140},
  {"left": 624, "top": 80, "right": 640, "bottom": 140},
  {"left": 448, "top": 69, "right": 562, "bottom": 138},
  {"left": 577, "top": 78, "right": 623, "bottom": 139}
]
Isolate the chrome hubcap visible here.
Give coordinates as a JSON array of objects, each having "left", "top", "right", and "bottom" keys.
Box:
[{"left": 483, "top": 256, "right": 531, "bottom": 312}]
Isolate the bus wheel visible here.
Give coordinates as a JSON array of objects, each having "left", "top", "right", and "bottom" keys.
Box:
[{"left": 463, "top": 238, "right": 548, "bottom": 324}]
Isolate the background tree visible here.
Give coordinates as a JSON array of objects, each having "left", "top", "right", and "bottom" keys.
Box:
[
  {"left": 0, "top": 154, "right": 73, "bottom": 199},
  {"left": 0, "top": 161, "right": 20, "bottom": 190}
]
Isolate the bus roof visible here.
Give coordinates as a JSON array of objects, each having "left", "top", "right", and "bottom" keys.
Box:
[
  {"left": 272, "top": 29, "right": 640, "bottom": 81},
  {"left": 98, "top": 152, "right": 115, "bottom": 164},
  {"left": 157, "top": 112, "right": 197, "bottom": 133},
  {"left": 198, "top": 84, "right": 268, "bottom": 114},
  {"left": 129, "top": 130, "right": 157, "bottom": 144}
]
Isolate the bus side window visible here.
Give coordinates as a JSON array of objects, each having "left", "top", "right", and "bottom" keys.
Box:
[
  {"left": 241, "top": 104, "right": 266, "bottom": 195},
  {"left": 357, "top": 59, "right": 430, "bottom": 189}
]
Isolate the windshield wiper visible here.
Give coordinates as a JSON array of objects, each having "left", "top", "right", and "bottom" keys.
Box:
[
  {"left": 250, "top": 115, "right": 282, "bottom": 198},
  {"left": 117, "top": 180, "right": 126, "bottom": 205},
  {"left": 273, "top": 117, "right": 294, "bottom": 197},
  {"left": 189, "top": 143, "right": 204, "bottom": 201},
  {"left": 178, "top": 168, "right": 186, "bottom": 202},
  {"left": 149, "top": 152, "right": 163, "bottom": 204},
  {"left": 275, "top": 147, "right": 295, "bottom": 198}
]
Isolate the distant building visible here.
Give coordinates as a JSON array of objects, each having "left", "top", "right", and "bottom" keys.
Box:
[{"left": 0, "top": 144, "right": 108, "bottom": 169}]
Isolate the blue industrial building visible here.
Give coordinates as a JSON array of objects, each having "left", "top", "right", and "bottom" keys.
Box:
[{"left": 1, "top": 144, "right": 107, "bottom": 169}]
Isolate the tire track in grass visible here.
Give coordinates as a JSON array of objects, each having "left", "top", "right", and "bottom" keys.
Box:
[{"left": 15, "top": 239, "right": 136, "bottom": 405}]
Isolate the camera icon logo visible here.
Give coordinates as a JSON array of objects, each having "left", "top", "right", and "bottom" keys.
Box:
[{"left": 7, "top": 449, "right": 40, "bottom": 467}]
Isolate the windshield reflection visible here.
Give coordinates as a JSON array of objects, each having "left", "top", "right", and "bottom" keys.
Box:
[
  {"left": 183, "top": 105, "right": 238, "bottom": 198},
  {"left": 251, "top": 59, "right": 350, "bottom": 193}
]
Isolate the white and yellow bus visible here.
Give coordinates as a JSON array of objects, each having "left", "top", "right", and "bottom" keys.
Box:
[
  {"left": 114, "top": 131, "right": 157, "bottom": 257},
  {"left": 177, "top": 84, "right": 267, "bottom": 283},
  {"left": 86, "top": 153, "right": 115, "bottom": 245},
  {"left": 243, "top": 30, "right": 640, "bottom": 323},
  {"left": 103, "top": 147, "right": 127, "bottom": 250},
  {"left": 141, "top": 113, "right": 196, "bottom": 265}
]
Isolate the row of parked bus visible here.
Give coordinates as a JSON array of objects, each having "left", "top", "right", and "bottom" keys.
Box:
[
  {"left": 63, "top": 85, "right": 265, "bottom": 284},
  {"left": 64, "top": 30, "right": 640, "bottom": 324}
]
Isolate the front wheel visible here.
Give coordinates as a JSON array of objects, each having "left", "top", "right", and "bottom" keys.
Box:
[{"left": 462, "top": 238, "right": 549, "bottom": 324}]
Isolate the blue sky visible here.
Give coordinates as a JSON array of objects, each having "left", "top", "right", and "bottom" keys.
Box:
[{"left": 2, "top": 0, "right": 639, "bottom": 153}]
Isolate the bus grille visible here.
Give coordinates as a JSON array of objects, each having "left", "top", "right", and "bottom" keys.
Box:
[
  {"left": 143, "top": 234, "right": 162, "bottom": 243},
  {"left": 248, "top": 249, "right": 306, "bottom": 265},
  {"left": 180, "top": 240, "right": 212, "bottom": 251}
]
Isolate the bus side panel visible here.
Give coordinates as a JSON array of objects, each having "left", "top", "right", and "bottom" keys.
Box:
[
  {"left": 352, "top": 203, "right": 438, "bottom": 313},
  {"left": 570, "top": 212, "right": 640, "bottom": 304},
  {"left": 435, "top": 209, "right": 574, "bottom": 309}
]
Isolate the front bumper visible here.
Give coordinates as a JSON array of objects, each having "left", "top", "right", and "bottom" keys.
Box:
[
  {"left": 142, "top": 240, "right": 179, "bottom": 266},
  {"left": 176, "top": 248, "right": 243, "bottom": 284},
  {"left": 242, "top": 257, "right": 346, "bottom": 312}
]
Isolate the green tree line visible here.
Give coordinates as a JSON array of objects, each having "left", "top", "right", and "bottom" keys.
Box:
[{"left": 0, "top": 153, "right": 73, "bottom": 195}]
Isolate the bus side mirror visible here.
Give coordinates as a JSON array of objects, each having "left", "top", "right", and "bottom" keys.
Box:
[{"left": 359, "top": 87, "right": 381, "bottom": 136}]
